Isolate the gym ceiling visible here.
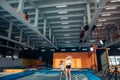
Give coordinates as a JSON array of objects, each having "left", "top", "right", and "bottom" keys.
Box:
[{"left": 0, "top": 0, "right": 120, "bottom": 50}]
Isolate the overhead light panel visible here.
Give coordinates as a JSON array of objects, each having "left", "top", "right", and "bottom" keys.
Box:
[
  {"left": 93, "top": 33, "right": 98, "bottom": 35},
  {"left": 58, "top": 11, "right": 67, "bottom": 14},
  {"left": 6, "top": 56, "right": 12, "bottom": 58},
  {"left": 96, "top": 24, "right": 102, "bottom": 26},
  {"left": 105, "top": 7, "right": 116, "bottom": 10},
  {"left": 61, "top": 22, "right": 69, "bottom": 24},
  {"left": 65, "top": 41, "right": 70, "bottom": 43},
  {"left": 117, "top": 48, "right": 120, "bottom": 50},
  {"left": 101, "top": 14, "right": 111, "bottom": 16},
  {"left": 100, "top": 40, "right": 104, "bottom": 45},
  {"left": 15, "top": 36, "right": 20, "bottom": 38},
  {"left": 98, "top": 19, "right": 106, "bottom": 22},
  {"left": 22, "top": 42, "right": 26, "bottom": 44},
  {"left": 82, "top": 48, "right": 87, "bottom": 51},
  {"left": 43, "top": 42, "right": 47, "bottom": 43},
  {"left": 71, "top": 49, "right": 76, "bottom": 51},
  {"left": 90, "top": 47, "right": 94, "bottom": 51},
  {"left": 90, "top": 40, "right": 96, "bottom": 42},
  {"left": 62, "top": 26, "right": 70, "bottom": 29},
  {"left": 61, "top": 49, "right": 66, "bottom": 51},
  {"left": 110, "top": 0, "right": 120, "bottom": 2},
  {"left": 108, "top": 48, "right": 110, "bottom": 50},
  {"left": 56, "top": 5, "right": 67, "bottom": 8},
  {"left": 64, "top": 34, "right": 70, "bottom": 36},
  {"left": 60, "top": 17, "right": 68, "bottom": 19}
]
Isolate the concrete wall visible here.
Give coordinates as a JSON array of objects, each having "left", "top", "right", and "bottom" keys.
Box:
[{"left": 0, "top": 58, "right": 23, "bottom": 68}]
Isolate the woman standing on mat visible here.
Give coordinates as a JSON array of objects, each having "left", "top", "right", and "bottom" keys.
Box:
[
  {"left": 65, "top": 55, "right": 72, "bottom": 80},
  {"left": 59, "top": 60, "right": 66, "bottom": 80}
]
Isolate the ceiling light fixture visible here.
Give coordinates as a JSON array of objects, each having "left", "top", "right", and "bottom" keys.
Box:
[
  {"left": 90, "top": 47, "right": 94, "bottom": 51},
  {"left": 96, "top": 24, "right": 102, "bottom": 26},
  {"left": 56, "top": 5, "right": 67, "bottom": 8},
  {"left": 98, "top": 19, "right": 106, "bottom": 22},
  {"left": 61, "top": 22, "right": 69, "bottom": 24},
  {"left": 110, "top": 0, "right": 120, "bottom": 2},
  {"left": 60, "top": 17, "right": 68, "bottom": 19},
  {"left": 43, "top": 42, "right": 47, "bottom": 43},
  {"left": 101, "top": 14, "right": 111, "bottom": 16},
  {"left": 100, "top": 40, "right": 104, "bottom": 45},
  {"left": 58, "top": 11, "right": 67, "bottom": 14},
  {"left": 64, "top": 34, "right": 70, "bottom": 36},
  {"left": 65, "top": 41, "right": 70, "bottom": 43},
  {"left": 105, "top": 7, "right": 117, "bottom": 10},
  {"left": 62, "top": 26, "right": 70, "bottom": 29},
  {"left": 15, "top": 36, "right": 20, "bottom": 38}
]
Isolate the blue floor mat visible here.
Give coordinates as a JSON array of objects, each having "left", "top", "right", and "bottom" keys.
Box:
[
  {"left": 35, "top": 69, "right": 102, "bottom": 80},
  {"left": 0, "top": 71, "right": 35, "bottom": 80}
]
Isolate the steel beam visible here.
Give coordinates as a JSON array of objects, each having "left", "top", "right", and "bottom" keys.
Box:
[
  {"left": 49, "top": 20, "right": 83, "bottom": 24},
  {"left": 0, "top": 44, "right": 21, "bottom": 50},
  {"left": 27, "top": 37, "right": 30, "bottom": 45},
  {"left": 52, "top": 35, "right": 55, "bottom": 43},
  {"left": 34, "top": 9, "right": 39, "bottom": 29},
  {"left": 105, "top": 39, "right": 120, "bottom": 47},
  {"left": 43, "top": 19, "right": 47, "bottom": 36},
  {"left": 49, "top": 27, "right": 51, "bottom": 41},
  {"left": 28, "top": 0, "right": 45, "bottom": 19},
  {"left": 37, "top": 0, "right": 87, "bottom": 8},
  {"left": 0, "top": 0, "right": 58, "bottom": 49},
  {"left": 8, "top": 22, "right": 13, "bottom": 39},
  {"left": 86, "top": 2, "right": 91, "bottom": 24},
  {"left": 27, "top": 0, "right": 58, "bottom": 49},
  {"left": 82, "top": 0, "right": 109, "bottom": 41},
  {"left": 0, "top": 35, "right": 32, "bottom": 48},
  {"left": 7, "top": 0, "right": 87, "bottom": 8},
  {"left": 17, "top": 0, "right": 24, "bottom": 13},
  {"left": 19, "top": 29, "right": 23, "bottom": 43}
]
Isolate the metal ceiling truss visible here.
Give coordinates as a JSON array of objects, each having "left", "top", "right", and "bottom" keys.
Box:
[{"left": 0, "top": 0, "right": 119, "bottom": 49}]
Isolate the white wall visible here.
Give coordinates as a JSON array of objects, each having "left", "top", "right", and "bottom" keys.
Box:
[{"left": 0, "top": 58, "right": 23, "bottom": 68}]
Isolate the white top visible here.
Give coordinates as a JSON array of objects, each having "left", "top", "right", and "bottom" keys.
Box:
[
  {"left": 60, "top": 64, "right": 64, "bottom": 70},
  {"left": 66, "top": 59, "right": 71, "bottom": 65}
]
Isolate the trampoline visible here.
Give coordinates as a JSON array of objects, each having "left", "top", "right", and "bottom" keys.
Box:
[{"left": 14, "top": 69, "right": 102, "bottom": 80}]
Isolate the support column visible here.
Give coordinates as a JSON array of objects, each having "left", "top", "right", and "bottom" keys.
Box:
[
  {"left": 90, "top": 31, "right": 93, "bottom": 40},
  {"left": 86, "top": 2, "right": 91, "bottom": 25},
  {"left": 33, "top": 43, "right": 35, "bottom": 49},
  {"left": 27, "top": 37, "right": 30, "bottom": 45},
  {"left": 49, "top": 27, "right": 51, "bottom": 40},
  {"left": 8, "top": 22, "right": 13, "bottom": 39},
  {"left": 83, "top": 16, "right": 86, "bottom": 26},
  {"left": 43, "top": 19, "right": 47, "bottom": 36},
  {"left": 19, "top": 29, "right": 23, "bottom": 43},
  {"left": 7, "top": 41, "right": 9, "bottom": 47},
  {"left": 17, "top": 0, "right": 24, "bottom": 13},
  {"left": 107, "top": 27, "right": 112, "bottom": 42},
  {"left": 34, "top": 9, "right": 39, "bottom": 29},
  {"left": 95, "top": 0, "right": 100, "bottom": 9},
  {"left": 52, "top": 35, "right": 55, "bottom": 43}
]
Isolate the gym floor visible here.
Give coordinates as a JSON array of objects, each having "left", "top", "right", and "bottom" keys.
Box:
[{"left": 0, "top": 68, "right": 102, "bottom": 80}]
